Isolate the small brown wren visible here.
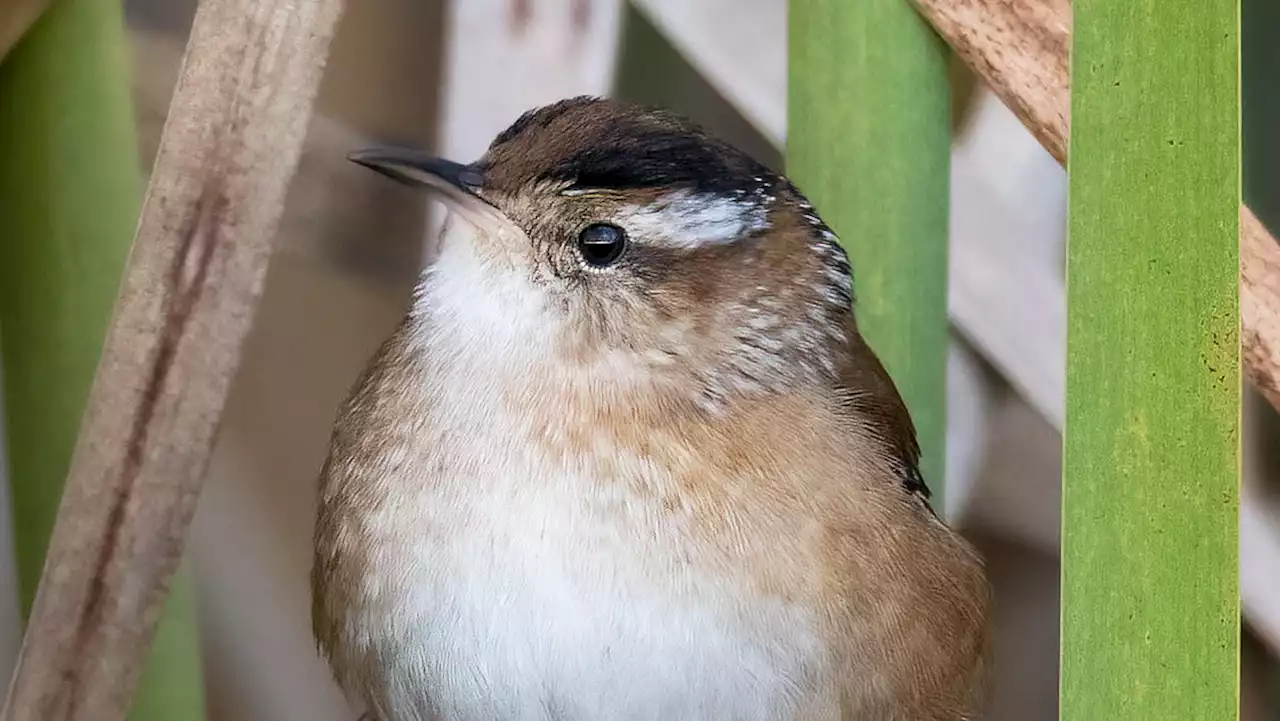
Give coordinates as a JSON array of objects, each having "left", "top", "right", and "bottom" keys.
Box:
[{"left": 311, "top": 96, "right": 991, "bottom": 721}]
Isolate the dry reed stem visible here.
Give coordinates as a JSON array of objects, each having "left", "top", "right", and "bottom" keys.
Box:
[
  {"left": 1242, "top": 207, "right": 1280, "bottom": 408},
  {"left": 913, "top": 0, "right": 1280, "bottom": 412},
  {"left": 0, "top": 0, "right": 345, "bottom": 719}
]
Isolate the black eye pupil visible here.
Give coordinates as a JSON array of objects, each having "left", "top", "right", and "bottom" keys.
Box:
[{"left": 577, "top": 223, "right": 628, "bottom": 267}]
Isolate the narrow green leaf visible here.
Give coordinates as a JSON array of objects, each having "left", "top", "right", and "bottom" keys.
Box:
[
  {"left": 787, "top": 0, "right": 951, "bottom": 499},
  {"left": 1062, "top": 1, "right": 1240, "bottom": 719},
  {"left": 0, "top": 1, "right": 205, "bottom": 719}
]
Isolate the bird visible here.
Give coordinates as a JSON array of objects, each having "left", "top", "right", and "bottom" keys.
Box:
[{"left": 311, "top": 96, "right": 991, "bottom": 721}]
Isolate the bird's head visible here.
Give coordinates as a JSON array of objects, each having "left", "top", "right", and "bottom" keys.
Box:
[{"left": 350, "top": 96, "right": 855, "bottom": 412}]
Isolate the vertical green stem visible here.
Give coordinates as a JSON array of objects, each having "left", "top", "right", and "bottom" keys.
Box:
[
  {"left": 1062, "top": 1, "right": 1240, "bottom": 719},
  {"left": 0, "top": 1, "right": 205, "bottom": 719},
  {"left": 787, "top": 0, "right": 951, "bottom": 500}
]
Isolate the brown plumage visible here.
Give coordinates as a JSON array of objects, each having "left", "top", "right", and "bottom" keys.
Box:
[{"left": 312, "top": 96, "right": 991, "bottom": 721}]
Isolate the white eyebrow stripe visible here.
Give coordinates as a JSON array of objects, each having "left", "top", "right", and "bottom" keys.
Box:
[{"left": 615, "top": 189, "right": 771, "bottom": 248}]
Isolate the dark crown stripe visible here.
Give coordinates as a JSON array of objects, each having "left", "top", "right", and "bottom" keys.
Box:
[{"left": 547, "top": 126, "right": 777, "bottom": 197}]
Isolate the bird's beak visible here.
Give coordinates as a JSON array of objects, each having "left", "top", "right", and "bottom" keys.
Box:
[{"left": 347, "top": 146, "right": 495, "bottom": 216}]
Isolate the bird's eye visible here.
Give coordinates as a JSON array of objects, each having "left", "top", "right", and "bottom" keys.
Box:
[{"left": 577, "top": 223, "right": 628, "bottom": 267}]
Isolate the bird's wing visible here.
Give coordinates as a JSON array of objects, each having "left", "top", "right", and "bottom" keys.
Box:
[
  {"left": 826, "top": 330, "right": 991, "bottom": 721},
  {"left": 832, "top": 327, "right": 932, "bottom": 504}
]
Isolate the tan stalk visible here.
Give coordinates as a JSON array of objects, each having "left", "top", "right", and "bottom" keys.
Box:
[
  {"left": 912, "top": 0, "right": 1280, "bottom": 410},
  {"left": 0, "top": 0, "right": 346, "bottom": 719}
]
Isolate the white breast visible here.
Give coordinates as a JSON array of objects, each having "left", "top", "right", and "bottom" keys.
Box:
[{"left": 338, "top": 400, "right": 828, "bottom": 721}]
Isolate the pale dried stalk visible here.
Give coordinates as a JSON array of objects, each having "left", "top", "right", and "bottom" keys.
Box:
[
  {"left": 0, "top": 0, "right": 49, "bottom": 62},
  {"left": 0, "top": 0, "right": 345, "bottom": 719},
  {"left": 1242, "top": 208, "right": 1280, "bottom": 408},
  {"left": 916, "top": 0, "right": 1070, "bottom": 163},
  {"left": 913, "top": 0, "right": 1280, "bottom": 413}
]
